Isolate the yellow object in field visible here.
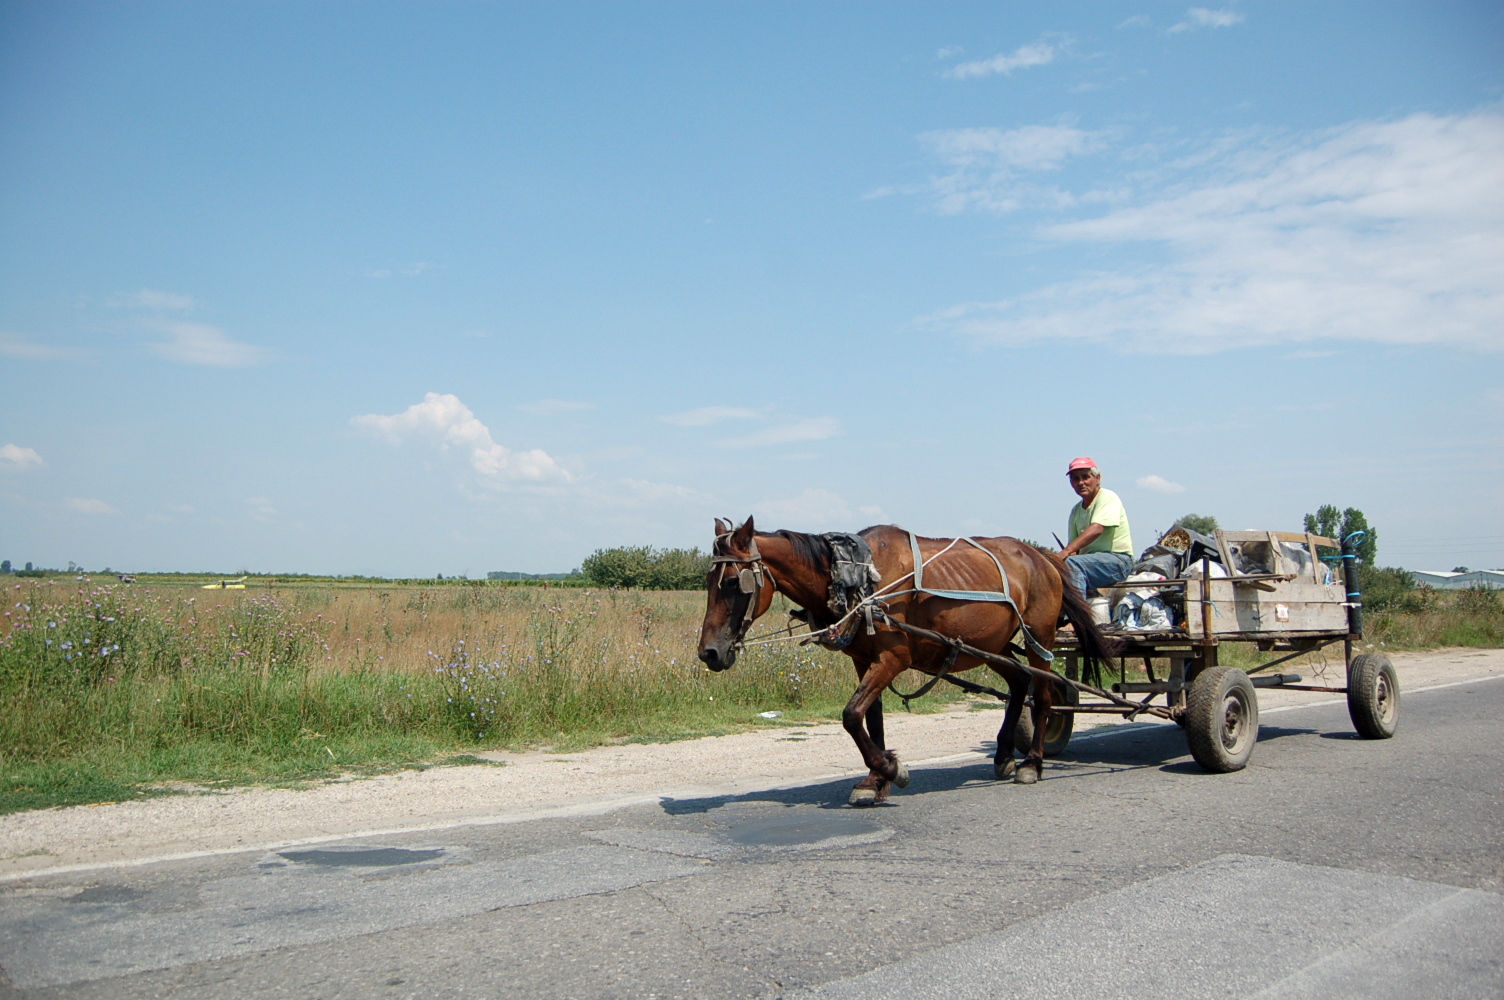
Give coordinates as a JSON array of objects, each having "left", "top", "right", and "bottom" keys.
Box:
[{"left": 202, "top": 576, "right": 249, "bottom": 590}]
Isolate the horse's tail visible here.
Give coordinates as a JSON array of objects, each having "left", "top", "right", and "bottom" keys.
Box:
[{"left": 1051, "top": 557, "right": 1125, "bottom": 664}]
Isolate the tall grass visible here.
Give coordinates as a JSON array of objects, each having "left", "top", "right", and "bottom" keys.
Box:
[
  {"left": 1366, "top": 585, "right": 1504, "bottom": 648},
  {"left": 0, "top": 580, "right": 866, "bottom": 812},
  {"left": 3, "top": 575, "right": 1497, "bottom": 814}
]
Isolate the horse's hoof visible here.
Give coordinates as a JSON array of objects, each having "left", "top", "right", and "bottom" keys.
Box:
[
  {"left": 994, "top": 758, "right": 1017, "bottom": 781},
  {"left": 849, "top": 787, "right": 879, "bottom": 807},
  {"left": 1013, "top": 766, "right": 1040, "bottom": 785},
  {"left": 891, "top": 762, "right": 910, "bottom": 788}
]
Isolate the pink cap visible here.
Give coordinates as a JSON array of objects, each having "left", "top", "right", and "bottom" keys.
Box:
[{"left": 1067, "top": 456, "right": 1098, "bottom": 474}]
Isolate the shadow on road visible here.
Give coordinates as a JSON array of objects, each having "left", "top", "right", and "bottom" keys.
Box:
[{"left": 659, "top": 718, "right": 1329, "bottom": 814}]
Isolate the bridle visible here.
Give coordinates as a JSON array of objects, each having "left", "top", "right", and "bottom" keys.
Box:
[{"left": 710, "top": 532, "right": 775, "bottom": 648}]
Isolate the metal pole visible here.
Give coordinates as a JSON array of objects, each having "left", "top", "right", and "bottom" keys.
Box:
[
  {"left": 1200, "top": 554, "right": 1215, "bottom": 647},
  {"left": 1341, "top": 531, "right": 1364, "bottom": 639}
]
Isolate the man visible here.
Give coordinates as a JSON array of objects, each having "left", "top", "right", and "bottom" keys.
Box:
[{"left": 1059, "top": 456, "right": 1134, "bottom": 598}]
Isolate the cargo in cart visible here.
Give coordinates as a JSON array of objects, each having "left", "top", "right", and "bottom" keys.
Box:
[{"left": 1038, "top": 527, "right": 1396, "bottom": 771}]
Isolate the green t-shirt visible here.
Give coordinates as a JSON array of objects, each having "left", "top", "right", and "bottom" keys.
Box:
[{"left": 1069, "top": 488, "right": 1133, "bottom": 555}]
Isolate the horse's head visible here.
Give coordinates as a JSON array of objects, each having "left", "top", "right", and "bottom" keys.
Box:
[{"left": 697, "top": 515, "right": 776, "bottom": 671}]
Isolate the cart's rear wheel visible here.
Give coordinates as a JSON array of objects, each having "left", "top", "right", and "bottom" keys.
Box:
[
  {"left": 1347, "top": 653, "right": 1400, "bottom": 739},
  {"left": 1013, "top": 683, "right": 1076, "bottom": 757},
  {"left": 1185, "top": 666, "right": 1258, "bottom": 772}
]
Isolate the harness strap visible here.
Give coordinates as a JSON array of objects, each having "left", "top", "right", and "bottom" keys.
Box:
[
  {"left": 903, "top": 529, "right": 1054, "bottom": 663},
  {"left": 888, "top": 645, "right": 959, "bottom": 710}
]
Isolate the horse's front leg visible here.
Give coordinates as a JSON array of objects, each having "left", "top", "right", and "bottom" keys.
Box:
[
  {"left": 843, "top": 653, "right": 909, "bottom": 806},
  {"left": 865, "top": 695, "right": 885, "bottom": 754}
]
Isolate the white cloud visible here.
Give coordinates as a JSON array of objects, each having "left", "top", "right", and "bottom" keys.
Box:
[
  {"left": 1137, "top": 474, "right": 1186, "bottom": 494},
  {"left": 115, "top": 289, "right": 196, "bottom": 310},
  {"left": 0, "top": 333, "right": 81, "bottom": 361},
  {"left": 915, "top": 124, "right": 1106, "bottom": 214},
  {"left": 65, "top": 497, "right": 117, "bottom": 515},
  {"left": 659, "top": 406, "right": 761, "bottom": 427},
  {"left": 246, "top": 497, "right": 276, "bottom": 519},
  {"left": 923, "top": 124, "right": 1103, "bottom": 171},
  {"left": 717, "top": 417, "right": 842, "bottom": 449},
  {"left": 0, "top": 444, "right": 44, "bottom": 471},
  {"left": 946, "top": 40, "right": 1056, "bottom": 80},
  {"left": 1118, "top": 14, "right": 1152, "bottom": 29},
  {"left": 609, "top": 478, "right": 714, "bottom": 509},
  {"left": 922, "top": 111, "right": 1504, "bottom": 353},
  {"left": 147, "top": 322, "right": 268, "bottom": 367},
  {"left": 1170, "top": 7, "right": 1245, "bottom": 33},
  {"left": 936, "top": 46, "right": 964, "bottom": 60},
  {"left": 352, "top": 392, "right": 570, "bottom": 484},
  {"left": 516, "top": 399, "right": 596, "bottom": 416},
  {"left": 751, "top": 488, "right": 879, "bottom": 529}
]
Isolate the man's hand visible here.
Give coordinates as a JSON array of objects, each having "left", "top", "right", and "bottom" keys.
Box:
[{"left": 1062, "top": 521, "right": 1106, "bottom": 558}]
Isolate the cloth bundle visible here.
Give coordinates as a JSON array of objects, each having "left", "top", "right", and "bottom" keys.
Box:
[
  {"left": 1110, "top": 571, "right": 1175, "bottom": 631},
  {"left": 823, "top": 532, "right": 882, "bottom": 615}
]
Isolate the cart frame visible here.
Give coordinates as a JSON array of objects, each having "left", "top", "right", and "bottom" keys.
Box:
[{"left": 964, "top": 528, "right": 1398, "bottom": 772}]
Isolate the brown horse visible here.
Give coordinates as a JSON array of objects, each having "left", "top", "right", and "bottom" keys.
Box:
[{"left": 697, "top": 516, "right": 1120, "bottom": 805}]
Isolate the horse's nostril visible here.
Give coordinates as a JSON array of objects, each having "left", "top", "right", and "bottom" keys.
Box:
[{"left": 698, "top": 648, "right": 717, "bottom": 666}]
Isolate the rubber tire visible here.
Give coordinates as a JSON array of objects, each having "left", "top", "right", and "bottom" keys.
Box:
[
  {"left": 1184, "top": 666, "right": 1259, "bottom": 773},
  {"left": 1013, "top": 682, "right": 1076, "bottom": 758},
  {"left": 1347, "top": 653, "right": 1400, "bottom": 739}
]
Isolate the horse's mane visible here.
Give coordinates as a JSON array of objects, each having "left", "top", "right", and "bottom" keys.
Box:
[{"left": 761, "top": 529, "right": 831, "bottom": 578}]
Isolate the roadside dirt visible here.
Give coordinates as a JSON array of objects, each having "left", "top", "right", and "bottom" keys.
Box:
[{"left": 2, "top": 647, "right": 1499, "bottom": 879}]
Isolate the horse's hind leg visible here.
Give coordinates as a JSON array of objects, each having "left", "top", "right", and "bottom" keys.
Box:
[
  {"left": 1015, "top": 655, "right": 1055, "bottom": 785},
  {"left": 992, "top": 674, "right": 1030, "bottom": 781}
]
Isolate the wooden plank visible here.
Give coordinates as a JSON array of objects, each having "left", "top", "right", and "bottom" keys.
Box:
[{"left": 1186, "top": 577, "right": 1347, "bottom": 637}]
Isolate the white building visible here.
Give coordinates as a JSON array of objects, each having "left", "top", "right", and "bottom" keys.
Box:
[{"left": 1411, "top": 569, "right": 1504, "bottom": 590}]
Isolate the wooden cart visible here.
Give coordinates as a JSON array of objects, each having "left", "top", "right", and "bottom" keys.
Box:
[{"left": 1033, "top": 529, "right": 1399, "bottom": 772}]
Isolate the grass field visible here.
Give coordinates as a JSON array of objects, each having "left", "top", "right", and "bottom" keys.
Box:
[
  {"left": 1, "top": 575, "right": 1498, "bottom": 814},
  {"left": 0, "top": 578, "right": 896, "bottom": 814}
]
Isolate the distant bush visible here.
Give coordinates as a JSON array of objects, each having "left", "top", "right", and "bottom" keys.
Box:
[
  {"left": 1455, "top": 585, "right": 1501, "bottom": 616},
  {"left": 579, "top": 546, "right": 711, "bottom": 590},
  {"left": 1172, "top": 513, "right": 1219, "bottom": 535},
  {"left": 1361, "top": 566, "right": 1421, "bottom": 613}
]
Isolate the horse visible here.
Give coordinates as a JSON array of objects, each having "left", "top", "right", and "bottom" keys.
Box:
[{"left": 696, "top": 516, "right": 1121, "bottom": 805}]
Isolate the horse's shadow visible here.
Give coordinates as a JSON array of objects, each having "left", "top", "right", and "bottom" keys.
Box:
[{"left": 659, "top": 721, "right": 1325, "bottom": 814}]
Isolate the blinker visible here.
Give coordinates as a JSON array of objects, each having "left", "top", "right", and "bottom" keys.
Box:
[{"left": 738, "top": 569, "right": 756, "bottom": 594}]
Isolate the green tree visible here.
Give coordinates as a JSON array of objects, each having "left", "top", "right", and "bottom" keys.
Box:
[
  {"left": 1303, "top": 505, "right": 1378, "bottom": 567},
  {"left": 580, "top": 546, "right": 711, "bottom": 590},
  {"left": 1173, "top": 513, "right": 1219, "bottom": 535}
]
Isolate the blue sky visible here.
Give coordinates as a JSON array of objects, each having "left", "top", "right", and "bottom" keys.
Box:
[{"left": 2, "top": 2, "right": 1501, "bottom": 576}]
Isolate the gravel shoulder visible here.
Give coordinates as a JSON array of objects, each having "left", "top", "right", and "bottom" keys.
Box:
[{"left": 3, "top": 646, "right": 1499, "bottom": 880}]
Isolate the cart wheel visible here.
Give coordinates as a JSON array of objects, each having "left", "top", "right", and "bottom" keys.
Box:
[
  {"left": 1185, "top": 666, "right": 1259, "bottom": 773},
  {"left": 1347, "top": 653, "right": 1400, "bottom": 739},
  {"left": 1013, "top": 683, "right": 1076, "bottom": 757}
]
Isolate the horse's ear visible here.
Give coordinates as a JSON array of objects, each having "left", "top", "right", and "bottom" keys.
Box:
[
  {"left": 714, "top": 517, "right": 730, "bottom": 535},
  {"left": 732, "top": 515, "right": 755, "bottom": 549}
]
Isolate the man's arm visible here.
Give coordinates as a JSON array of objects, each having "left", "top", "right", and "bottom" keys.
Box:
[{"left": 1061, "top": 522, "right": 1104, "bottom": 559}]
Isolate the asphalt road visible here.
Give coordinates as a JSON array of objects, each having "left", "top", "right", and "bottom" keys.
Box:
[{"left": 3, "top": 678, "right": 1501, "bottom": 999}]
